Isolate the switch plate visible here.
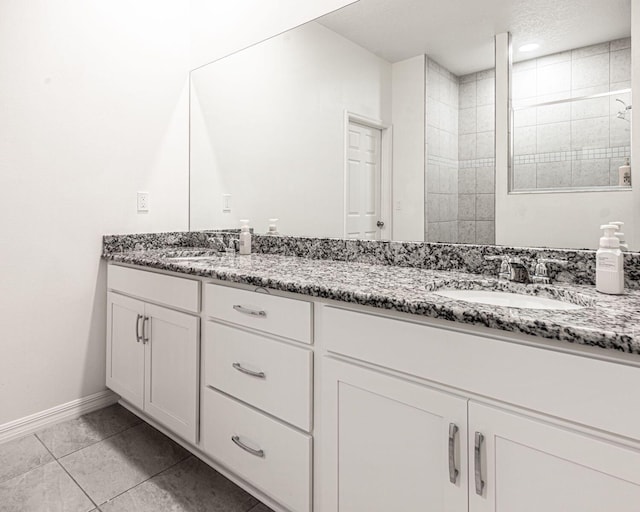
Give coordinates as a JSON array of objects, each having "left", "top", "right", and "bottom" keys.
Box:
[
  {"left": 222, "top": 194, "right": 231, "bottom": 213},
  {"left": 137, "top": 191, "right": 150, "bottom": 212}
]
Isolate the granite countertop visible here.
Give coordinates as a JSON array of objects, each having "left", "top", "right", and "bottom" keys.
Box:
[{"left": 104, "top": 247, "right": 640, "bottom": 355}]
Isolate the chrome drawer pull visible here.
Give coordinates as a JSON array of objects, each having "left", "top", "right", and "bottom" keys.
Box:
[
  {"left": 232, "top": 305, "right": 266, "bottom": 317},
  {"left": 142, "top": 316, "right": 150, "bottom": 344},
  {"left": 135, "top": 314, "right": 142, "bottom": 343},
  {"left": 448, "top": 423, "right": 459, "bottom": 484},
  {"left": 232, "top": 362, "right": 266, "bottom": 379},
  {"left": 231, "top": 435, "right": 265, "bottom": 458},
  {"left": 474, "top": 432, "right": 485, "bottom": 496}
]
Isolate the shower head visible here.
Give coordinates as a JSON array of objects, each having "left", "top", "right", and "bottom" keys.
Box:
[{"left": 616, "top": 98, "right": 632, "bottom": 121}]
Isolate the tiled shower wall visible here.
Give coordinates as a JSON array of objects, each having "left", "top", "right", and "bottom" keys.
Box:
[
  {"left": 426, "top": 58, "right": 496, "bottom": 245},
  {"left": 512, "top": 38, "right": 631, "bottom": 190},
  {"left": 426, "top": 58, "right": 459, "bottom": 243},
  {"left": 458, "top": 69, "right": 496, "bottom": 244}
]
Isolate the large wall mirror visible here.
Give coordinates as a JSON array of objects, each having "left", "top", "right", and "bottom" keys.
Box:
[{"left": 190, "top": 0, "right": 634, "bottom": 250}]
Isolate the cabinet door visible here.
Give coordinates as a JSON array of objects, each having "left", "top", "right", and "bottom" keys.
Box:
[
  {"left": 321, "top": 358, "right": 468, "bottom": 512},
  {"left": 469, "top": 402, "right": 640, "bottom": 512},
  {"left": 106, "top": 292, "right": 145, "bottom": 409},
  {"left": 144, "top": 303, "right": 199, "bottom": 444}
]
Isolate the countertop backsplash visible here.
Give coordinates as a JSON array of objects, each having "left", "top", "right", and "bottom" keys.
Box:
[{"left": 102, "top": 231, "right": 640, "bottom": 289}]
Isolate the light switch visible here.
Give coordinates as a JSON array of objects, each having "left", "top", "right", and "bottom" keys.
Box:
[{"left": 222, "top": 194, "right": 231, "bottom": 213}]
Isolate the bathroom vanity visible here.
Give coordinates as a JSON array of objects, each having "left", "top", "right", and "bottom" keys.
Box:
[{"left": 103, "top": 236, "right": 640, "bottom": 512}]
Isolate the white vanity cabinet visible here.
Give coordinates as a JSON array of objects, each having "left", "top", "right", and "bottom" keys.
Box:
[
  {"left": 322, "top": 358, "right": 468, "bottom": 512},
  {"left": 106, "top": 266, "right": 200, "bottom": 444},
  {"left": 319, "top": 305, "right": 640, "bottom": 512},
  {"left": 200, "top": 283, "right": 314, "bottom": 512}
]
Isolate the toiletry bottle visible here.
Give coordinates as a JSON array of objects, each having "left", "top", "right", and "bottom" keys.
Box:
[
  {"left": 618, "top": 158, "right": 631, "bottom": 186},
  {"left": 239, "top": 220, "right": 251, "bottom": 255},
  {"left": 596, "top": 224, "right": 624, "bottom": 295},
  {"left": 265, "top": 218, "right": 280, "bottom": 236},
  {"left": 609, "top": 221, "right": 629, "bottom": 252}
]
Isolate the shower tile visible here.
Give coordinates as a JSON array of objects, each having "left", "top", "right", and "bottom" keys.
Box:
[
  {"left": 476, "top": 105, "right": 494, "bottom": 132},
  {"left": 571, "top": 96, "right": 609, "bottom": 120},
  {"left": 536, "top": 50, "right": 571, "bottom": 67},
  {"left": 426, "top": 164, "right": 440, "bottom": 194},
  {"left": 610, "top": 37, "right": 631, "bottom": 51},
  {"left": 537, "top": 61, "right": 571, "bottom": 96},
  {"left": 476, "top": 221, "right": 495, "bottom": 245},
  {"left": 459, "top": 108, "right": 476, "bottom": 135},
  {"left": 459, "top": 81, "right": 477, "bottom": 109},
  {"left": 477, "top": 68, "right": 495, "bottom": 80},
  {"left": 427, "top": 97, "right": 441, "bottom": 128},
  {"left": 512, "top": 68, "right": 537, "bottom": 100},
  {"left": 610, "top": 118, "right": 631, "bottom": 148},
  {"left": 458, "top": 167, "right": 476, "bottom": 194},
  {"left": 476, "top": 78, "right": 494, "bottom": 106},
  {"left": 458, "top": 194, "right": 476, "bottom": 221},
  {"left": 427, "top": 126, "right": 441, "bottom": 156},
  {"left": 513, "top": 163, "right": 537, "bottom": 190},
  {"left": 459, "top": 72, "right": 477, "bottom": 84},
  {"left": 427, "top": 194, "right": 441, "bottom": 222},
  {"left": 513, "top": 60, "right": 536, "bottom": 72},
  {"left": 537, "top": 122, "right": 571, "bottom": 153},
  {"left": 476, "top": 166, "right": 495, "bottom": 193},
  {"left": 476, "top": 194, "right": 494, "bottom": 221},
  {"left": 572, "top": 159, "right": 610, "bottom": 187},
  {"left": 572, "top": 53, "right": 609, "bottom": 90},
  {"left": 476, "top": 132, "right": 494, "bottom": 159},
  {"left": 459, "top": 134, "right": 476, "bottom": 160},
  {"left": 536, "top": 161, "right": 572, "bottom": 188},
  {"left": 537, "top": 98, "right": 571, "bottom": 125},
  {"left": 572, "top": 42, "right": 610, "bottom": 60},
  {"left": 458, "top": 221, "right": 476, "bottom": 244},
  {"left": 571, "top": 117, "right": 609, "bottom": 149},
  {"left": 513, "top": 108, "right": 536, "bottom": 128},
  {"left": 610, "top": 48, "right": 631, "bottom": 85},
  {"left": 514, "top": 126, "right": 536, "bottom": 155}
]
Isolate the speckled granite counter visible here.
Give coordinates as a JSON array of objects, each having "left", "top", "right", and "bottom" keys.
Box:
[{"left": 104, "top": 247, "right": 640, "bottom": 355}]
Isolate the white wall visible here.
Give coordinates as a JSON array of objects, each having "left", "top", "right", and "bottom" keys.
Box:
[
  {"left": 0, "top": 0, "right": 190, "bottom": 426},
  {"left": 189, "top": 0, "right": 356, "bottom": 69},
  {"left": 190, "top": 22, "right": 392, "bottom": 237},
  {"left": 392, "top": 56, "right": 426, "bottom": 241}
]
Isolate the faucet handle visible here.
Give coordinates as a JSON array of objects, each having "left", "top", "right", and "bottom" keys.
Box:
[{"left": 532, "top": 257, "right": 567, "bottom": 284}]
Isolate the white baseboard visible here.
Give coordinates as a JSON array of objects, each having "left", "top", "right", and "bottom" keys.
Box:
[{"left": 0, "top": 389, "right": 119, "bottom": 444}]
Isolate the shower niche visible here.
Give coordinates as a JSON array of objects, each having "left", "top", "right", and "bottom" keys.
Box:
[{"left": 511, "top": 37, "right": 632, "bottom": 191}]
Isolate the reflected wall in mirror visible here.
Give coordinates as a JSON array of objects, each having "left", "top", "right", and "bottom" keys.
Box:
[{"left": 190, "top": 0, "right": 636, "bottom": 250}]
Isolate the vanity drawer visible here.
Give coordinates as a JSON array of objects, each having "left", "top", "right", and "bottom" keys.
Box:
[
  {"left": 108, "top": 265, "right": 200, "bottom": 313},
  {"left": 204, "top": 284, "right": 312, "bottom": 344},
  {"left": 204, "top": 322, "right": 312, "bottom": 431},
  {"left": 201, "top": 388, "right": 311, "bottom": 512}
]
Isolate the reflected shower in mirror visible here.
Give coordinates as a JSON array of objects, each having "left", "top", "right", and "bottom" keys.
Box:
[{"left": 511, "top": 39, "right": 631, "bottom": 191}]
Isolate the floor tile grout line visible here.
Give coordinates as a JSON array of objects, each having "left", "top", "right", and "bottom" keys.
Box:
[
  {"left": 96, "top": 453, "right": 194, "bottom": 508},
  {"left": 54, "top": 458, "right": 101, "bottom": 510},
  {"left": 36, "top": 416, "right": 144, "bottom": 461}
]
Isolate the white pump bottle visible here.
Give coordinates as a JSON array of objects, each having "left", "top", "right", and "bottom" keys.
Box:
[
  {"left": 239, "top": 220, "right": 252, "bottom": 255},
  {"left": 596, "top": 224, "right": 624, "bottom": 295}
]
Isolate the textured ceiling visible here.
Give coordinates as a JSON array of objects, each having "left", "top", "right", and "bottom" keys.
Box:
[{"left": 318, "top": 0, "right": 631, "bottom": 75}]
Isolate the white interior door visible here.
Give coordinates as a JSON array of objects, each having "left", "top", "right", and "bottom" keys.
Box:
[
  {"left": 469, "top": 402, "right": 640, "bottom": 512},
  {"left": 345, "top": 121, "right": 382, "bottom": 239}
]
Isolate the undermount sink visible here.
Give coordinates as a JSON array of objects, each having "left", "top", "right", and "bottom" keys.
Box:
[
  {"left": 167, "top": 255, "right": 221, "bottom": 262},
  {"left": 434, "top": 289, "right": 584, "bottom": 310}
]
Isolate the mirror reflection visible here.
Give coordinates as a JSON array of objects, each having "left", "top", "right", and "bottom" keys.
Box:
[{"left": 190, "top": 0, "right": 633, "bottom": 250}]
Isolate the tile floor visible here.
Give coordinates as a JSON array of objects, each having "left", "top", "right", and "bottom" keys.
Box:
[{"left": 0, "top": 404, "right": 273, "bottom": 512}]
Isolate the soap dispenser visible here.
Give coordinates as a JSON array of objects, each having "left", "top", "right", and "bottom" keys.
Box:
[
  {"left": 596, "top": 225, "right": 624, "bottom": 295},
  {"left": 609, "top": 221, "right": 629, "bottom": 252},
  {"left": 265, "top": 218, "right": 280, "bottom": 236},
  {"left": 239, "top": 220, "right": 251, "bottom": 255},
  {"left": 618, "top": 158, "right": 631, "bottom": 186}
]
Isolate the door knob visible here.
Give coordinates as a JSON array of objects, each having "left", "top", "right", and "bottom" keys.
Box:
[{"left": 376, "top": 220, "right": 385, "bottom": 228}]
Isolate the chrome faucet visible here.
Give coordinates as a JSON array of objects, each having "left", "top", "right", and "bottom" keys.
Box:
[{"left": 485, "top": 255, "right": 567, "bottom": 284}]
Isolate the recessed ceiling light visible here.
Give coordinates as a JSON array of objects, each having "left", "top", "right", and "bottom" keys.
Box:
[{"left": 519, "top": 43, "right": 540, "bottom": 52}]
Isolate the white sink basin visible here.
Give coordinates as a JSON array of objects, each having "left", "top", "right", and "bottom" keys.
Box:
[{"left": 434, "top": 290, "right": 583, "bottom": 310}]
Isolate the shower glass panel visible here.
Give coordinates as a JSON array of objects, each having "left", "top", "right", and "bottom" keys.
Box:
[{"left": 511, "top": 38, "right": 631, "bottom": 191}]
